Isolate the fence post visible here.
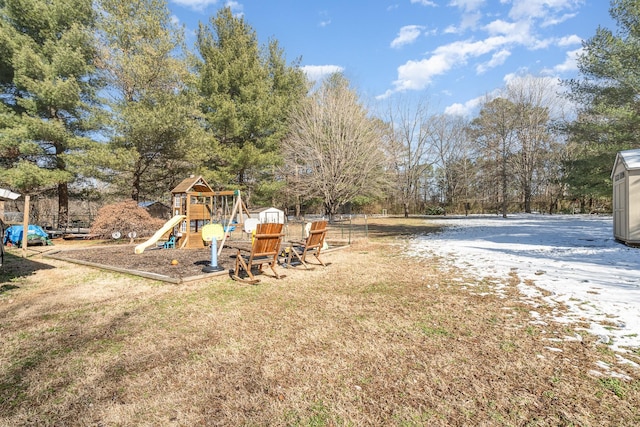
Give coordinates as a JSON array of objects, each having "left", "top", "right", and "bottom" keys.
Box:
[
  {"left": 365, "top": 214, "right": 368, "bottom": 238},
  {"left": 21, "top": 194, "right": 30, "bottom": 258}
]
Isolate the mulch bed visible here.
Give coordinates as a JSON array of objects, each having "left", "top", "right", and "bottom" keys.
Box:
[{"left": 46, "top": 242, "right": 253, "bottom": 283}]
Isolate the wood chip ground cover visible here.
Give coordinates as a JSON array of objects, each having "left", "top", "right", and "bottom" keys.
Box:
[{"left": 0, "top": 217, "right": 639, "bottom": 426}]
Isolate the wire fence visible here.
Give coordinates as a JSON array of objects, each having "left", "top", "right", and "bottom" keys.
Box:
[
  {"left": 282, "top": 216, "right": 372, "bottom": 245},
  {"left": 217, "top": 215, "right": 373, "bottom": 246}
]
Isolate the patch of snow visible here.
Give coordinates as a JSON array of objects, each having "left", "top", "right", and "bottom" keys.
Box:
[
  {"left": 409, "top": 214, "right": 640, "bottom": 352},
  {"left": 617, "top": 354, "right": 640, "bottom": 368}
]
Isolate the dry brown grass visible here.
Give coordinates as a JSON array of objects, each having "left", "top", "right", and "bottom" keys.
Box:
[{"left": 1, "top": 216, "right": 639, "bottom": 426}]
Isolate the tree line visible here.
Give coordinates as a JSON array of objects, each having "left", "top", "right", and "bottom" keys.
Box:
[{"left": 0, "top": 0, "right": 637, "bottom": 225}]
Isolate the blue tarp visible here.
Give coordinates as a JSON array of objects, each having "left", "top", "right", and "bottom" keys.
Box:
[{"left": 3, "top": 225, "right": 51, "bottom": 246}]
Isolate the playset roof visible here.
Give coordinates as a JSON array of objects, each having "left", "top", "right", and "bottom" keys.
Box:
[{"left": 171, "top": 175, "right": 213, "bottom": 194}]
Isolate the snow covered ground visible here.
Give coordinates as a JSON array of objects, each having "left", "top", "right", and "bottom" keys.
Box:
[{"left": 409, "top": 214, "right": 640, "bottom": 353}]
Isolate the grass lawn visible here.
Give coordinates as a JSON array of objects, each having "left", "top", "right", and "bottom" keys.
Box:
[{"left": 1, "top": 217, "right": 639, "bottom": 426}]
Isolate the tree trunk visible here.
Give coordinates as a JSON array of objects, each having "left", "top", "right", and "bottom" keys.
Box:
[
  {"left": 523, "top": 182, "right": 532, "bottom": 213},
  {"left": 22, "top": 194, "right": 30, "bottom": 258},
  {"left": 325, "top": 201, "right": 338, "bottom": 221},
  {"left": 501, "top": 158, "right": 508, "bottom": 218},
  {"left": 55, "top": 141, "right": 69, "bottom": 228},
  {"left": 131, "top": 170, "right": 141, "bottom": 202},
  {"left": 403, "top": 202, "right": 409, "bottom": 218},
  {"left": 58, "top": 183, "right": 69, "bottom": 228}
]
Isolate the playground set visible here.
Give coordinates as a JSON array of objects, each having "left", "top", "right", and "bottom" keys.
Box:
[{"left": 134, "top": 175, "right": 249, "bottom": 255}]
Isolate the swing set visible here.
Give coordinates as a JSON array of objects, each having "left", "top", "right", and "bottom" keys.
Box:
[{"left": 169, "top": 175, "right": 249, "bottom": 253}]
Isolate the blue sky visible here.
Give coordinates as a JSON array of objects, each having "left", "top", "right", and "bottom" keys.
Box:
[{"left": 167, "top": 0, "right": 613, "bottom": 115}]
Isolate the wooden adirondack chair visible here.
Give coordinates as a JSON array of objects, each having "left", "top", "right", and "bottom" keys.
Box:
[
  {"left": 285, "top": 220, "right": 329, "bottom": 269},
  {"left": 232, "top": 222, "right": 286, "bottom": 284}
]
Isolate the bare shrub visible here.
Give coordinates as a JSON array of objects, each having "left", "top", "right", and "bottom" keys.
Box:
[{"left": 90, "top": 200, "right": 165, "bottom": 238}]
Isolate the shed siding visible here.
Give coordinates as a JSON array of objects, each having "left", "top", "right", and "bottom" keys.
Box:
[
  {"left": 613, "top": 160, "right": 627, "bottom": 241},
  {"left": 628, "top": 170, "right": 640, "bottom": 242},
  {"left": 612, "top": 149, "right": 640, "bottom": 245}
]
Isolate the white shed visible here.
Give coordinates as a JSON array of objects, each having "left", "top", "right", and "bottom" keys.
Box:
[
  {"left": 611, "top": 149, "right": 640, "bottom": 244},
  {"left": 258, "top": 207, "right": 285, "bottom": 224},
  {"left": 0, "top": 188, "right": 20, "bottom": 222}
]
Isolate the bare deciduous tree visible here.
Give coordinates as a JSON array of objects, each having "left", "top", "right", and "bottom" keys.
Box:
[
  {"left": 382, "top": 97, "right": 435, "bottom": 217},
  {"left": 282, "top": 74, "right": 388, "bottom": 218},
  {"left": 428, "top": 114, "right": 470, "bottom": 208},
  {"left": 468, "top": 77, "right": 568, "bottom": 216},
  {"left": 469, "top": 96, "right": 518, "bottom": 218},
  {"left": 506, "top": 75, "right": 559, "bottom": 213}
]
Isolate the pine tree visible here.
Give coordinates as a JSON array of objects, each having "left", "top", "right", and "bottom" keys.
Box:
[
  {"left": 95, "top": 0, "right": 211, "bottom": 202},
  {"left": 564, "top": 0, "right": 640, "bottom": 199},
  {"left": 0, "top": 0, "right": 97, "bottom": 225},
  {"left": 196, "top": 7, "right": 307, "bottom": 203}
]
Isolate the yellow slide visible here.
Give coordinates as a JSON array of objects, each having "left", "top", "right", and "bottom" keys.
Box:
[{"left": 134, "top": 215, "right": 186, "bottom": 254}]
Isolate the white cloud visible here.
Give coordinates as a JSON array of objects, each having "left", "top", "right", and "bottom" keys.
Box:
[
  {"left": 444, "top": 36, "right": 510, "bottom": 59},
  {"left": 476, "top": 49, "right": 511, "bottom": 74},
  {"left": 446, "top": 0, "right": 484, "bottom": 33},
  {"left": 170, "top": 0, "right": 242, "bottom": 13},
  {"left": 171, "top": 0, "right": 218, "bottom": 11},
  {"left": 459, "top": 11, "right": 483, "bottom": 32},
  {"left": 548, "top": 47, "right": 583, "bottom": 73},
  {"left": 318, "top": 10, "right": 331, "bottom": 27},
  {"left": 444, "top": 25, "right": 458, "bottom": 34},
  {"left": 509, "top": 0, "right": 583, "bottom": 21},
  {"left": 376, "top": 89, "right": 395, "bottom": 100},
  {"left": 557, "top": 34, "right": 582, "bottom": 46},
  {"left": 392, "top": 56, "right": 450, "bottom": 91},
  {"left": 391, "top": 25, "right": 425, "bottom": 48},
  {"left": 448, "top": 0, "right": 485, "bottom": 12},
  {"left": 301, "top": 65, "right": 344, "bottom": 82},
  {"left": 225, "top": 1, "right": 242, "bottom": 11},
  {"left": 444, "top": 95, "right": 484, "bottom": 116},
  {"left": 484, "top": 19, "right": 517, "bottom": 36},
  {"left": 542, "top": 12, "right": 577, "bottom": 27},
  {"left": 223, "top": 1, "right": 243, "bottom": 17},
  {"left": 410, "top": 0, "right": 437, "bottom": 6},
  {"left": 484, "top": 19, "right": 533, "bottom": 45},
  {"left": 502, "top": 71, "right": 521, "bottom": 84},
  {"left": 392, "top": 36, "right": 509, "bottom": 91},
  {"left": 381, "top": 0, "right": 586, "bottom": 99}
]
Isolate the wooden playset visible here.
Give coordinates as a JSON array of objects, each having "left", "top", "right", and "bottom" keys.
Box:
[{"left": 169, "top": 175, "right": 248, "bottom": 250}]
